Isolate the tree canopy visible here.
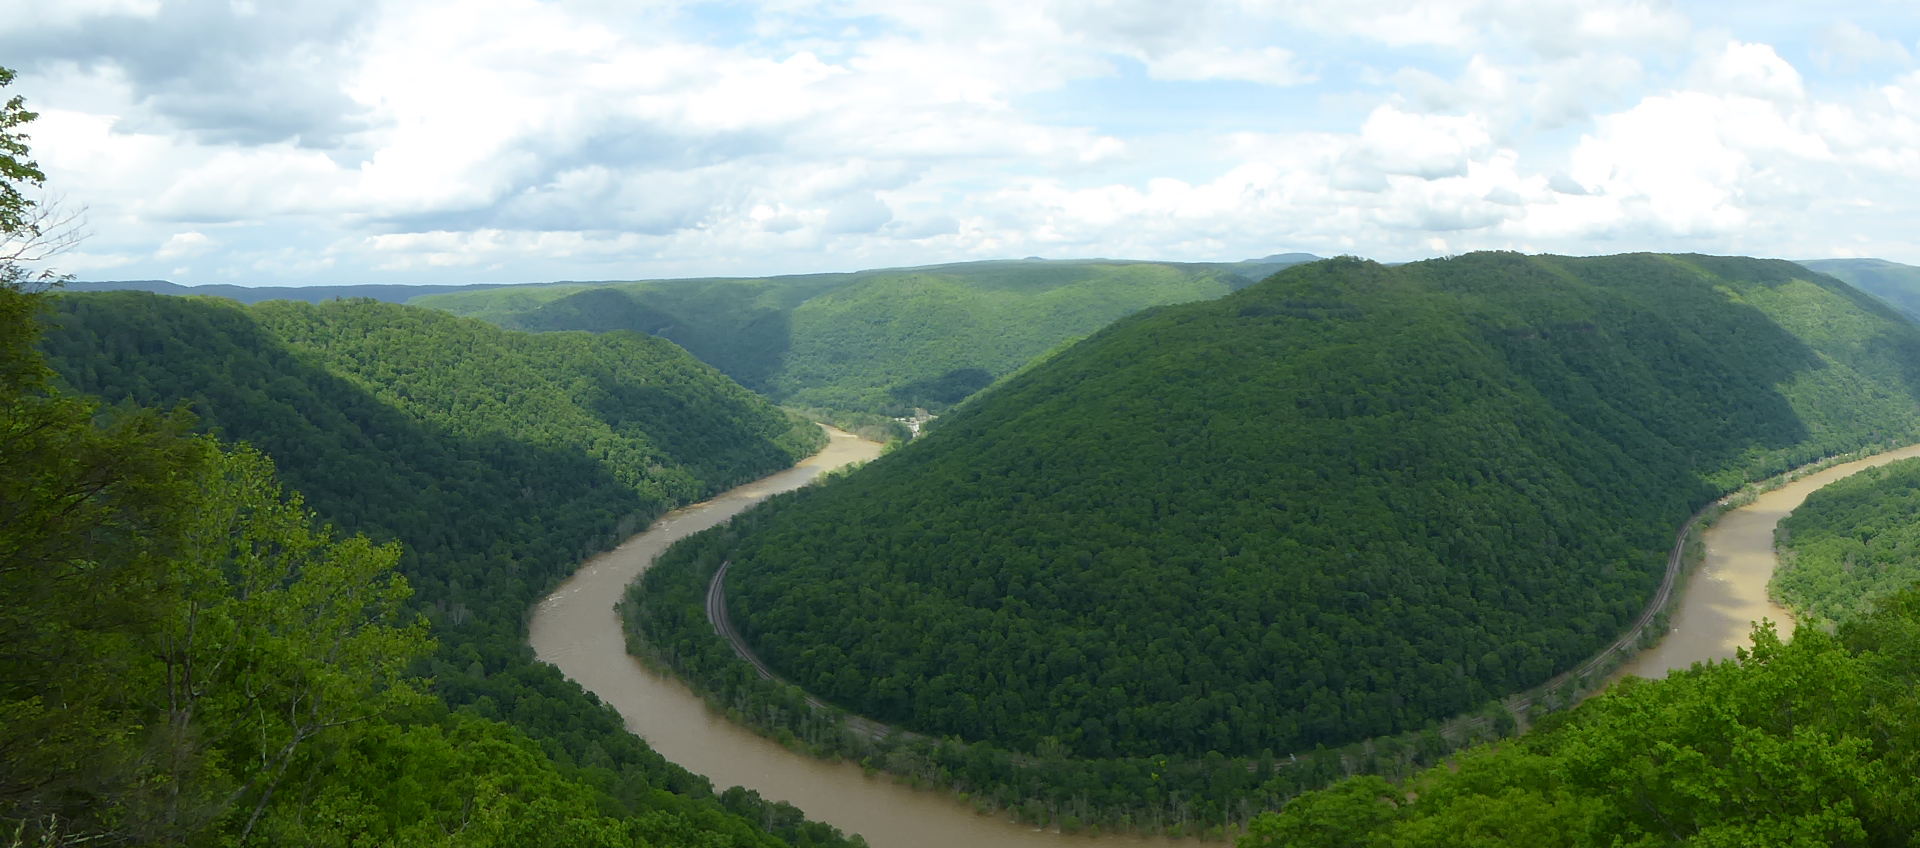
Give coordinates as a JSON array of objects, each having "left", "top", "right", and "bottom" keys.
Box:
[
  {"left": 1776, "top": 456, "right": 1920, "bottom": 624},
  {"left": 637, "top": 252, "right": 1920, "bottom": 765},
  {"left": 1241, "top": 591, "right": 1920, "bottom": 847},
  {"left": 24, "top": 292, "right": 857, "bottom": 845}
]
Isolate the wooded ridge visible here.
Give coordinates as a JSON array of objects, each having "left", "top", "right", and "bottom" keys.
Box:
[
  {"left": 637, "top": 252, "right": 1920, "bottom": 767},
  {"left": 14, "top": 290, "right": 858, "bottom": 846}
]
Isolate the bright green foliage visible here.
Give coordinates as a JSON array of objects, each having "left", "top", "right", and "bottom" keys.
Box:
[
  {"left": 413, "top": 259, "right": 1252, "bottom": 415},
  {"left": 639, "top": 253, "right": 1920, "bottom": 764},
  {"left": 250, "top": 715, "right": 630, "bottom": 846},
  {"left": 154, "top": 445, "right": 431, "bottom": 842},
  {"left": 1776, "top": 456, "right": 1920, "bottom": 623},
  {"left": 1239, "top": 601, "right": 1920, "bottom": 847},
  {"left": 0, "top": 65, "right": 43, "bottom": 239}
]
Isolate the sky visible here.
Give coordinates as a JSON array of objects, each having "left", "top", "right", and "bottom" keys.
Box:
[{"left": 5, "top": 0, "right": 1920, "bottom": 287}]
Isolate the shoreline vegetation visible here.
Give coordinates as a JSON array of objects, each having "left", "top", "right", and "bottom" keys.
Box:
[
  {"left": 618, "top": 439, "right": 1920, "bottom": 840},
  {"left": 1775, "top": 453, "right": 1920, "bottom": 625}
]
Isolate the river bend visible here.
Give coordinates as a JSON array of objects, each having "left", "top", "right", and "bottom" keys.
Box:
[
  {"left": 533, "top": 430, "right": 1920, "bottom": 846},
  {"left": 530, "top": 429, "right": 1191, "bottom": 847},
  {"left": 1615, "top": 443, "right": 1920, "bottom": 680}
]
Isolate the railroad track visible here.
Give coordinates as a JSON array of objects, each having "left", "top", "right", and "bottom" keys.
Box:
[{"left": 707, "top": 561, "right": 902, "bottom": 741}]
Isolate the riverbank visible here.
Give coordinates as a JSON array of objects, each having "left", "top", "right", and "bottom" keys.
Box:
[
  {"left": 531, "top": 428, "right": 1202, "bottom": 847},
  {"left": 537, "top": 428, "right": 1920, "bottom": 847},
  {"left": 1613, "top": 442, "right": 1920, "bottom": 680}
]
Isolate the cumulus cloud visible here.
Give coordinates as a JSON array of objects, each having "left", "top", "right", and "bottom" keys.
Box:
[
  {"left": 6, "top": 0, "right": 1920, "bottom": 283},
  {"left": 156, "top": 231, "right": 215, "bottom": 258}
]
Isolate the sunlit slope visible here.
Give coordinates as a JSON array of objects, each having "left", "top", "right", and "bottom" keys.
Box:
[
  {"left": 677, "top": 253, "right": 1920, "bottom": 759},
  {"left": 1798, "top": 258, "right": 1920, "bottom": 323},
  {"left": 412, "top": 259, "right": 1255, "bottom": 414}
]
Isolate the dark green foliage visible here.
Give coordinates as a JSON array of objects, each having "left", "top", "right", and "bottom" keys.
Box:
[
  {"left": 888, "top": 367, "right": 994, "bottom": 408},
  {"left": 505, "top": 280, "right": 812, "bottom": 394},
  {"left": 29, "top": 292, "right": 856, "bottom": 846},
  {"left": 625, "top": 528, "right": 1506, "bottom": 836},
  {"left": 1242, "top": 591, "right": 1920, "bottom": 846},
  {"left": 415, "top": 259, "right": 1247, "bottom": 415},
  {"left": 1777, "top": 456, "right": 1920, "bottom": 624},
  {"left": 639, "top": 253, "right": 1920, "bottom": 768}
]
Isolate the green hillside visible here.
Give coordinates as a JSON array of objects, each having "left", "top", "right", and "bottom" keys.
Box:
[
  {"left": 1777, "top": 456, "right": 1920, "bottom": 624},
  {"left": 1239, "top": 595, "right": 1920, "bottom": 846},
  {"left": 29, "top": 293, "right": 852, "bottom": 846},
  {"left": 411, "top": 259, "right": 1269, "bottom": 415},
  {"left": 636, "top": 253, "right": 1920, "bottom": 767},
  {"left": 1798, "top": 258, "right": 1920, "bottom": 322}
]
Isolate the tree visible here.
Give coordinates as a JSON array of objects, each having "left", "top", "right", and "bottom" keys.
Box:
[
  {"left": 153, "top": 444, "right": 431, "bottom": 842},
  {"left": 0, "top": 65, "right": 82, "bottom": 292},
  {"left": 0, "top": 278, "right": 204, "bottom": 838},
  {"left": 0, "top": 65, "right": 43, "bottom": 241}
]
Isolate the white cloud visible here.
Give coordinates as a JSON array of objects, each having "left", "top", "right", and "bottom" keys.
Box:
[
  {"left": 1147, "top": 47, "right": 1312, "bottom": 86},
  {"left": 156, "top": 231, "right": 216, "bottom": 258},
  {"left": 8, "top": 0, "right": 1920, "bottom": 283},
  {"left": 1694, "top": 40, "right": 1805, "bottom": 103}
]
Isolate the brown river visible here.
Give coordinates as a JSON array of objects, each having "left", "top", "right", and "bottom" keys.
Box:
[
  {"left": 1614, "top": 443, "right": 1920, "bottom": 680},
  {"left": 529, "top": 427, "right": 1193, "bottom": 848},
  {"left": 532, "top": 430, "right": 1920, "bottom": 845}
]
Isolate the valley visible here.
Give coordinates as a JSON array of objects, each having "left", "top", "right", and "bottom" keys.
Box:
[
  {"left": 408, "top": 258, "right": 1297, "bottom": 420},
  {"left": 24, "top": 253, "right": 1920, "bottom": 845},
  {"left": 531, "top": 429, "right": 1201, "bottom": 848},
  {"left": 534, "top": 424, "right": 1920, "bottom": 848},
  {"left": 15, "top": 15, "right": 1920, "bottom": 841}
]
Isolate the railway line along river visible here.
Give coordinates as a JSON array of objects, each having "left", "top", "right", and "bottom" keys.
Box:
[
  {"left": 529, "top": 427, "right": 1192, "bottom": 848},
  {"left": 532, "top": 429, "right": 1920, "bottom": 846},
  {"left": 1615, "top": 443, "right": 1920, "bottom": 681}
]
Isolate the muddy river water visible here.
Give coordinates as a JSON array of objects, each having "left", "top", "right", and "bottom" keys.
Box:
[
  {"left": 1614, "top": 443, "right": 1920, "bottom": 680},
  {"left": 529, "top": 428, "right": 1193, "bottom": 848},
  {"left": 532, "top": 430, "right": 1920, "bottom": 846}
]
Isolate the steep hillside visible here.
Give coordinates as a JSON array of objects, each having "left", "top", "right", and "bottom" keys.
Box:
[
  {"left": 1239, "top": 591, "right": 1920, "bottom": 846},
  {"left": 34, "top": 293, "right": 849, "bottom": 846},
  {"left": 638, "top": 253, "right": 1920, "bottom": 763},
  {"left": 1799, "top": 258, "right": 1920, "bottom": 322},
  {"left": 413, "top": 259, "right": 1257, "bottom": 414},
  {"left": 1777, "top": 456, "right": 1920, "bottom": 624}
]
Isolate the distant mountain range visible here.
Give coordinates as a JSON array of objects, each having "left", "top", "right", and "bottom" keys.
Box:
[
  {"left": 1794, "top": 259, "right": 1920, "bottom": 322},
  {"left": 74, "top": 254, "right": 1920, "bottom": 420},
  {"left": 58, "top": 279, "right": 518, "bottom": 304}
]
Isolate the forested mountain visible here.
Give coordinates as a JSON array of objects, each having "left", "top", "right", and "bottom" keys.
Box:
[
  {"left": 412, "top": 259, "right": 1271, "bottom": 415},
  {"left": 1777, "top": 456, "right": 1920, "bottom": 624},
  {"left": 1799, "top": 258, "right": 1920, "bottom": 323},
  {"left": 636, "top": 253, "right": 1920, "bottom": 768},
  {"left": 22, "top": 292, "right": 855, "bottom": 846}
]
